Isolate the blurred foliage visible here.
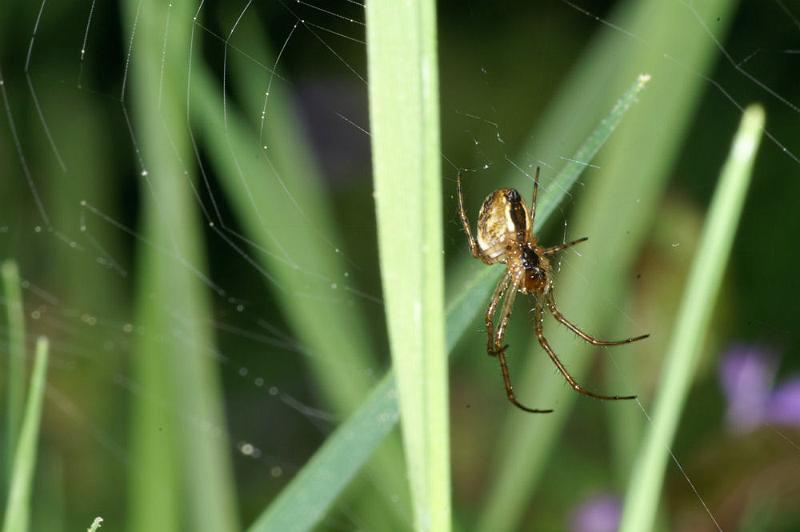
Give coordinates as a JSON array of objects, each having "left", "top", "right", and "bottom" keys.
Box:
[{"left": 0, "top": 0, "right": 799, "bottom": 530}]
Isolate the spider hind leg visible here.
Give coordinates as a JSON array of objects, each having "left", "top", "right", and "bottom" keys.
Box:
[
  {"left": 496, "top": 346, "right": 554, "bottom": 413},
  {"left": 486, "top": 273, "right": 553, "bottom": 413},
  {"left": 535, "top": 302, "right": 637, "bottom": 401},
  {"left": 546, "top": 292, "right": 649, "bottom": 346}
]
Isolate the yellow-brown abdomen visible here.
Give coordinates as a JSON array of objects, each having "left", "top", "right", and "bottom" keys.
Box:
[{"left": 476, "top": 188, "right": 530, "bottom": 262}]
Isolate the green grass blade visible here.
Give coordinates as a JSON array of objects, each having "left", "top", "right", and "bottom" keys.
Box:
[
  {"left": 2, "top": 261, "right": 26, "bottom": 493},
  {"left": 248, "top": 74, "right": 648, "bottom": 532},
  {"left": 122, "top": 2, "right": 238, "bottom": 531},
  {"left": 248, "top": 266, "right": 498, "bottom": 532},
  {"left": 248, "top": 373, "right": 399, "bottom": 532},
  {"left": 533, "top": 74, "right": 651, "bottom": 229},
  {"left": 2, "top": 337, "right": 49, "bottom": 532},
  {"left": 366, "top": 2, "right": 449, "bottom": 530},
  {"left": 198, "top": 12, "right": 408, "bottom": 530},
  {"left": 222, "top": 15, "right": 410, "bottom": 531},
  {"left": 619, "top": 104, "right": 765, "bottom": 532},
  {"left": 190, "top": 67, "right": 414, "bottom": 531},
  {"left": 190, "top": 52, "right": 376, "bottom": 419}
]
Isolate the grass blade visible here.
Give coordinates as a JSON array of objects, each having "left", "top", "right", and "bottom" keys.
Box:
[
  {"left": 248, "top": 74, "right": 649, "bottom": 532},
  {"left": 248, "top": 266, "right": 498, "bottom": 532},
  {"left": 222, "top": 17, "right": 410, "bottom": 532},
  {"left": 222, "top": 13, "right": 410, "bottom": 532},
  {"left": 248, "top": 374, "right": 399, "bottom": 532},
  {"left": 2, "top": 261, "right": 26, "bottom": 494},
  {"left": 619, "top": 104, "right": 765, "bottom": 532},
  {"left": 205, "top": 13, "right": 411, "bottom": 529},
  {"left": 366, "top": 2, "right": 449, "bottom": 530},
  {"left": 121, "top": 1, "right": 238, "bottom": 530},
  {"left": 2, "top": 337, "right": 49, "bottom": 532},
  {"left": 199, "top": 14, "right": 377, "bottom": 418}
]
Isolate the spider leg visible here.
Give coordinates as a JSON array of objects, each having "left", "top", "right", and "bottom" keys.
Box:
[
  {"left": 489, "top": 273, "right": 553, "bottom": 413},
  {"left": 485, "top": 272, "right": 512, "bottom": 356},
  {"left": 535, "top": 302, "right": 636, "bottom": 401},
  {"left": 546, "top": 291, "right": 649, "bottom": 346},
  {"left": 541, "top": 237, "right": 589, "bottom": 256},
  {"left": 492, "top": 272, "right": 520, "bottom": 352},
  {"left": 457, "top": 171, "right": 492, "bottom": 264},
  {"left": 529, "top": 166, "right": 540, "bottom": 229},
  {"left": 496, "top": 346, "right": 553, "bottom": 413}
]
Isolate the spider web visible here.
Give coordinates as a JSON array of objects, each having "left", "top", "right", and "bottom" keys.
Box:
[{"left": 1, "top": 0, "right": 799, "bottom": 530}]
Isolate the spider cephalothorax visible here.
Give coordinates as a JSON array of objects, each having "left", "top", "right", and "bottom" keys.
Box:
[{"left": 457, "top": 167, "right": 649, "bottom": 413}]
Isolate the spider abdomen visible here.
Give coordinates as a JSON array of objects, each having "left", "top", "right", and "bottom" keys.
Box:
[{"left": 476, "top": 188, "right": 531, "bottom": 262}]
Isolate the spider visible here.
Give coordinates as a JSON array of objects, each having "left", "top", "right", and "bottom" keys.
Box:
[{"left": 457, "top": 168, "right": 649, "bottom": 413}]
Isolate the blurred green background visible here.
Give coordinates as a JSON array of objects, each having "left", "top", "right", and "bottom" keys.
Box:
[{"left": 1, "top": 0, "right": 799, "bottom": 530}]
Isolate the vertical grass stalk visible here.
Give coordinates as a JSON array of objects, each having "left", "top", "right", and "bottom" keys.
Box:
[
  {"left": 2, "top": 261, "right": 26, "bottom": 493},
  {"left": 619, "top": 105, "right": 765, "bottom": 532},
  {"left": 2, "top": 337, "right": 49, "bottom": 532},
  {"left": 366, "top": 2, "right": 449, "bottom": 530},
  {"left": 122, "top": 1, "right": 238, "bottom": 530}
]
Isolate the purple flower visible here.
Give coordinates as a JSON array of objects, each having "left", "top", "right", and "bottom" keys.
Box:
[
  {"left": 719, "top": 345, "right": 777, "bottom": 432},
  {"left": 719, "top": 344, "right": 800, "bottom": 432},
  {"left": 766, "top": 378, "right": 800, "bottom": 426},
  {"left": 570, "top": 493, "right": 621, "bottom": 532}
]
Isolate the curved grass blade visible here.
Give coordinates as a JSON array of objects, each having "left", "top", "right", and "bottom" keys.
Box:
[
  {"left": 247, "top": 74, "right": 650, "bottom": 532},
  {"left": 619, "top": 104, "right": 765, "bottom": 532},
  {"left": 248, "top": 373, "right": 399, "bottom": 532},
  {"left": 2, "top": 261, "right": 26, "bottom": 495},
  {"left": 2, "top": 337, "right": 49, "bottom": 532},
  {"left": 190, "top": 51, "right": 376, "bottom": 419},
  {"left": 122, "top": 2, "right": 238, "bottom": 530},
  {"left": 220, "top": 13, "right": 411, "bottom": 530}
]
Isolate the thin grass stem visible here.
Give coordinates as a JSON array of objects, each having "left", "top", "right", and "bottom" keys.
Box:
[
  {"left": 2, "top": 337, "right": 49, "bottom": 532},
  {"left": 619, "top": 104, "right": 765, "bottom": 532}
]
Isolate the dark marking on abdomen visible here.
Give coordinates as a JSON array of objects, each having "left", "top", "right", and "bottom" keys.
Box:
[{"left": 506, "top": 189, "right": 527, "bottom": 243}]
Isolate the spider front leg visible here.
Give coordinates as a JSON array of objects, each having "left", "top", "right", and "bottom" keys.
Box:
[
  {"left": 534, "top": 302, "right": 636, "bottom": 401},
  {"left": 541, "top": 237, "right": 589, "bottom": 255},
  {"left": 529, "top": 166, "right": 540, "bottom": 228},
  {"left": 456, "top": 171, "right": 493, "bottom": 264},
  {"left": 487, "top": 273, "right": 553, "bottom": 414}
]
